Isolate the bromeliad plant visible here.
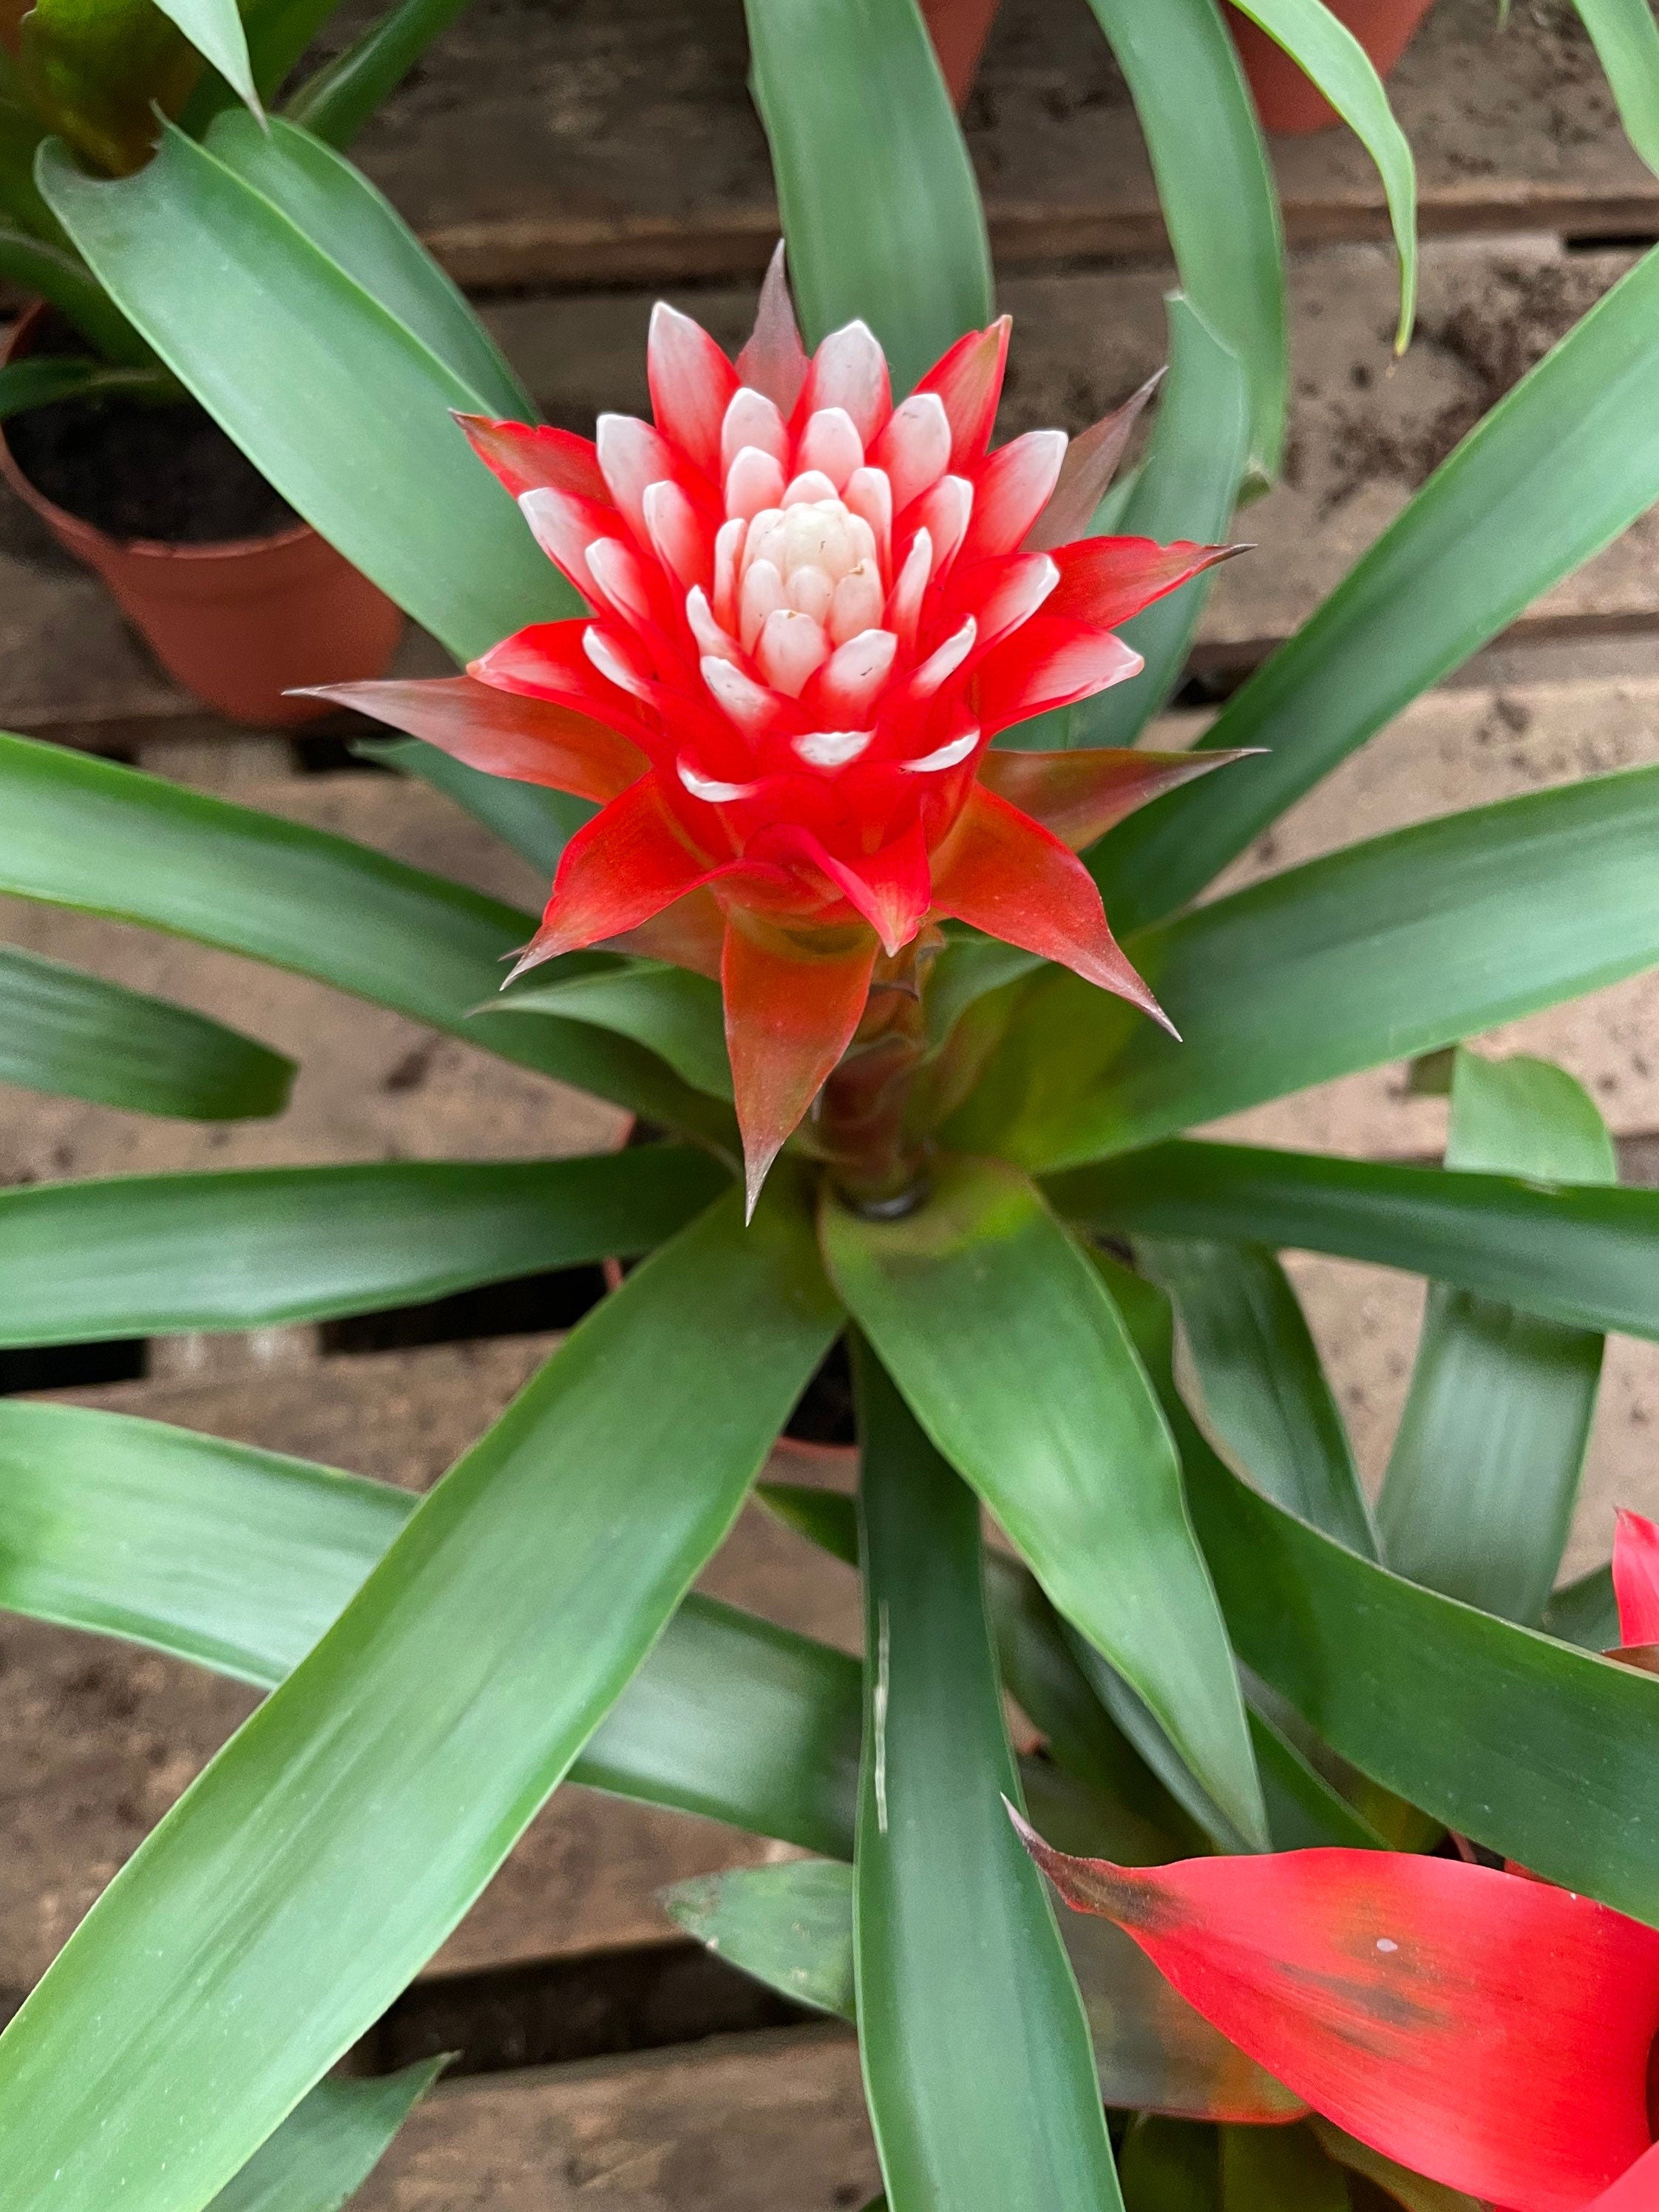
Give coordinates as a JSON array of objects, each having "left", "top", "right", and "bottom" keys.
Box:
[
  {"left": 7, "top": 0, "right": 1659, "bottom": 2205},
  {"left": 0, "top": 0, "right": 478, "bottom": 420}
]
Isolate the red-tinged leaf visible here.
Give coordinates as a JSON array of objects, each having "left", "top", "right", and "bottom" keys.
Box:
[
  {"left": 1012, "top": 1813, "right": 1659, "bottom": 2212},
  {"left": 1614, "top": 1510, "right": 1659, "bottom": 1647},
  {"left": 930, "top": 785, "right": 1169, "bottom": 1022},
  {"left": 648, "top": 301, "right": 739, "bottom": 484},
  {"left": 1024, "top": 373, "right": 1162, "bottom": 554},
  {"left": 1047, "top": 537, "right": 1246, "bottom": 630},
  {"left": 513, "top": 782, "right": 716, "bottom": 977},
  {"left": 915, "top": 316, "right": 1010, "bottom": 467},
  {"left": 472, "top": 621, "right": 661, "bottom": 751},
  {"left": 722, "top": 913, "right": 875, "bottom": 1213},
  {"left": 976, "top": 747, "right": 1256, "bottom": 852},
  {"left": 308, "top": 676, "right": 647, "bottom": 804},
  {"left": 605, "top": 886, "right": 727, "bottom": 979},
  {"left": 1586, "top": 2140, "right": 1659, "bottom": 2210},
  {"left": 974, "top": 614, "right": 1143, "bottom": 730},
  {"left": 736, "top": 242, "right": 810, "bottom": 417},
  {"left": 455, "top": 414, "right": 610, "bottom": 506}
]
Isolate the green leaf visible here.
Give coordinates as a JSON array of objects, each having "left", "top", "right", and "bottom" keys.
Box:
[
  {"left": 16, "top": 0, "right": 201, "bottom": 174},
  {"left": 1570, "top": 0, "right": 1659, "bottom": 177},
  {"left": 756, "top": 1476, "right": 862, "bottom": 1567},
  {"left": 0, "top": 1147, "right": 727, "bottom": 1344},
  {"left": 0, "top": 1396, "right": 861, "bottom": 1851},
  {"left": 0, "top": 1177, "right": 841, "bottom": 2210},
  {"left": 0, "top": 227, "right": 155, "bottom": 361},
  {"left": 1543, "top": 1563, "right": 1618, "bottom": 1651},
  {"left": 1227, "top": 0, "right": 1416, "bottom": 348},
  {"left": 355, "top": 735, "right": 591, "bottom": 880},
  {"left": 243, "top": 0, "right": 347, "bottom": 99},
  {"left": 0, "top": 353, "right": 172, "bottom": 415},
  {"left": 151, "top": 0, "right": 262, "bottom": 117},
  {"left": 206, "top": 2060, "right": 443, "bottom": 2212},
  {"left": 1119, "top": 2119, "right": 1219, "bottom": 2212},
  {"left": 1080, "top": 0, "right": 1284, "bottom": 477},
  {"left": 0, "top": 940, "right": 294, "bottom": 1119},
  {"left": 285, "top": 0, "right": 472, "bottom": 148},
  {"left": 664, "top": 1856, "right": 1310, "bottom": 2125},
  {"left": 490, "top": 963, "right": 732, "bottom": 1102},
  {"left": 1309, "top": 2121, "right": 1480, "bottom": 2212},
  {"left": 1247, "top": 1706, "right": 1387, "bottom": 1852},
  {"left": 1093, "top": 238, "right": 1659, "bottom": 935},
  {"left": 822, "top": 1154, "right": 1266, "bottom": 1847},
  {"left": 756, "top": 1479, "right": 1201, "bottom": 1860},
  {"left": 0, "top": 730, "right": 728, "bottom": 1139},
  {"left": 206, "top": 112, "right": 530, "bottom": 418},
  {"left": 1048, "top": 1138, "right": 1659, "bottom": 1343},
  {"left": 1105, "top": 1260, "right": 1659, "bottom": 1925},
  {"left": 662, "top": 1859, "right": 858, "bottom": 2019},
  {"left": 39, "top": 124, "right": 565, "bottom": 662},
  {"left": 1139, "top": 1239, "right": 1376, "bottom": 1557},
  {"left": 1221, "top": 2122, "right": 1349, "bottom": 2212},
  {"left": 969, "top": 764, "right": 1659, "bottom": 1171},
  {"left": 1377, "top": 1051, "right": 1615, "bottom": 1624},
  {"left": 851, "top": 1343, "right": 1123, "bottom": 2211},
  {"left": 744, "top": 0, "right": 992, "bottom": 392},
  {"left": 1059, "top": 296, "right": 1250, "bottom": 751}
]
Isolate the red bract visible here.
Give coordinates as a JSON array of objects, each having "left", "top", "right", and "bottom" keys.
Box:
[{"left": 319, "top": 251, "right": 1246, "bottom": 1205}]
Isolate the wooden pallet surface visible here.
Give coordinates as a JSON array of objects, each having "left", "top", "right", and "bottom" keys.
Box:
[
  {"left": 350, "top": 2025, "right": 878, "bottom": 2211},
  {"left": 325, "top": 0, "right": 1659, "bottom": 292}
]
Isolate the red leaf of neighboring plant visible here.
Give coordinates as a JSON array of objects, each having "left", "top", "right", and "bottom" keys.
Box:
[
  {"left": 1011, "top": 1797, "right": 1659, "bottom": 2212},
  {"left": 322, "top": 257, "right": 1253, "bottom": 1200}
]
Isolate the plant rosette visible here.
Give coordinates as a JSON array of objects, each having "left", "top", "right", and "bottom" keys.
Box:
[{"left": 1, "top": 305, "right": 404, "bottom": 726}]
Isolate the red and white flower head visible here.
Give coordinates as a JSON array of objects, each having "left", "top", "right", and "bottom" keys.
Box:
[{"left": 325, "top": 254, "right": 1244, "bottom": 1202}]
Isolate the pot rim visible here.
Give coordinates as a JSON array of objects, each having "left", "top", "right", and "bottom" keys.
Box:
[{"left": 1, "top": 301, "right": 320, "bottom": 564}]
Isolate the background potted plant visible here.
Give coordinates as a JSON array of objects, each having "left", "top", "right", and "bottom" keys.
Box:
[
  {"left": 3, "top": 0, "right": 1659, "bottom": 2202},
  {"left": 0, "top": 0, "right": 500, "bottom": 725}
]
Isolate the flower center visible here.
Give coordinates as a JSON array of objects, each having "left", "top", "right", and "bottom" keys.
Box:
[{"left": 735, "top": 496, "right": 884, "bottom": 654}]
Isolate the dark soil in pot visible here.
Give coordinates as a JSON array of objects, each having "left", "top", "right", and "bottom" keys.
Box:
[{"left": 8, "top": 376, "right": 298, "bottom": 546}]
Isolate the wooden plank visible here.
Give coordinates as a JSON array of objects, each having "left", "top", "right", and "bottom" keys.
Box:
[
  {"left": 322, "top": 0, "right": 1659, "bottom": 294},
  {"left": 0, "top": 1334, "right": 857, "bottom": 2000},
  {"left": 350, "top": 2025, "right": 878, "bottom": 2211}
]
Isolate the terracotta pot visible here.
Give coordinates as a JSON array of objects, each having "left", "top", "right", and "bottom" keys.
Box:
[
  {"left": 1226, "top": 0, "right": 1435, "bottom": 135},
  {"left": 920, "top": 0, "right": 1002, "bottom": 107},
  {"left": 0, "top": 305, "right": 403, "bottom": 727}
]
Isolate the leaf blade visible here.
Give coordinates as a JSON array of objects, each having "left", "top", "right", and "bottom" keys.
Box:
[
  {"left": 1377, "top": 1051, "right": 1616, "bottom": 1624},
  {"left": 0, "top": 942, "right": 293, "bottom": 1121},
  {"left": 206, "top": 2060, "right": 444, "bottom": 2212},
  {"left": 852, "top": 1343, "right": 1123, "bottom": 2210},
  {"left": 0, "top": 1148, "right": 729, "bottom": 1345},
  {"left": 0, "top": 1397, "right": 860, "bottom": 1853},
  {"left": 0, "top": 730, "right": 727, "bottom": 1137},
  {"left": 822, "top": 1154, "right": 1266, "bottom": 1846},
  {"left": 0, "top": 1179, "right": 841, "bottom": 2211},
  {"left": 744, "top": 0, "right": 992, "bottom": 390},
  {"left": 1140, "top": 1238, "right": 1376, "bottom": 1558},
  {"left": 1081, "top": 0, "right": 1285, "bottom": 476},
  {"left": 1048, "top": 1138, "right": 1659, "bottom": 1343},
  {"left": 970, "top": 764, "right": 1659, "bottom": 1170}
]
